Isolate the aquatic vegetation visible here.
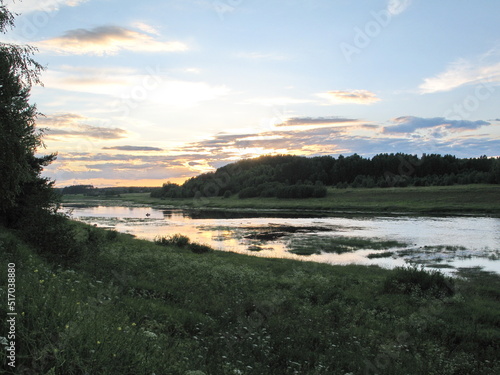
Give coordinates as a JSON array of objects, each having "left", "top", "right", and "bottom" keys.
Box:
[
  {"left": 287, "top": 235, "right": 408, "bottom": 256},
  {"left": 154, "top": 233, "right": 213, "bottom": 254},
  {"left": 367, "top": 251, "right": 395, "bottom": 259},
  {"left": 1, "top": 224, "right": 500, "bottom": 374}
]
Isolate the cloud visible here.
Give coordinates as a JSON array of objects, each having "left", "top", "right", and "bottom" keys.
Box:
[
  {"left": 384, "top": 116, "right": 490, "bottom": 133},
  {"left": 277, "top": 116, "right": 359, "bottom": 127},
  {"left": 419, "top": 54, "right": 500, "bottom": 93},
  {"left": 131, "top": 22, "right": 161, "bottom": 36},
  {"left": 318, "top": 90, "right": 381, "bottom": 105},
  {"left": 42, "top": 114, "right": 500, "bottom": 187},
  {"left": 387, "top": 0, "right": 412, "bottom": 15},
  {"left": 38, "top": 113, "right": 128, "bottom": 140},
  {"left": 37, "top": 26, "right": 188, "bottom": 55},
  {"left": 40, "top": 66, "right": 230, "bottom": 108},
  {"left": 102, "top": 146, "right": 164, "bottom": 152},
  {"left": 7, "top": 0, "right": 88, "bottom": 13},
  {"left": 245, "top": 97, "right": 314, "bottom": 106}
]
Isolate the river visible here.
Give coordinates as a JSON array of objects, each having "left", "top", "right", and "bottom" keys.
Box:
[{"left": 65, "top": 205, "right": 500, "bottom": 275}]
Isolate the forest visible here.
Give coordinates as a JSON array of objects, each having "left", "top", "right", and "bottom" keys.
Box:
[{"left": 151, "top": 153, "right": 500, "bottom": 199}]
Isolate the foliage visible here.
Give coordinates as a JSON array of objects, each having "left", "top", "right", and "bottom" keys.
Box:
[
  {"left": 0, "top": 2, "right": 55, "bottom": 223},
  {"left": 61, "top": 185, "right": 95, "bottom": 195},
  {"left": 1, "top": 224, "right": 499, "bottom": 374},
  {"left": 154, "top": 233, "right": 212, "bottom": 254},
  {"left": 382, "top": 266, "right": 455, "bottom": 297},
  {"left": 151, "top": 153, "right": 500, "bottom": 200},
  {"left": 154, "top": 233, "right": 191, "bottom": 247}
]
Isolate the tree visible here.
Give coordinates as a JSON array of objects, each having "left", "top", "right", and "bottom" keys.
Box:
[{"left": 0, "top": 1, "right": 56, "bottom": 223}]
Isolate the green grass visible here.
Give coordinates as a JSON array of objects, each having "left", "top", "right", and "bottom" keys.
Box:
[
  {"left": 62, "top": 184, "right": 500, "bottom": 215},
  {"left": 1, "top": 222, "right": 500, "bottom": 374}
]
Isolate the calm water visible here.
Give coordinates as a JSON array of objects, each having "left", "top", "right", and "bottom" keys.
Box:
[{"left": 65, "top": 205, "right": 500, "bottom": 274}]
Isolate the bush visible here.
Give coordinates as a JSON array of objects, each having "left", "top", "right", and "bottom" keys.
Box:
[
  {"left": 188, "top": 243, "right": 213, "bottom": 254},
  {"left": 154, "top": 234, "right": 212, "bottom": 254},
  {"left": 154, "top": 234, "right": 190, "bottom": 247},
  {"left": 15, "top": 210, "right": 81, "bottom": 264},
  {"left": 383, "top": 266, "right": 455, "bottom": 297},
  {"left": 238, "top": 187, "right": 260, "bottom": 199}
]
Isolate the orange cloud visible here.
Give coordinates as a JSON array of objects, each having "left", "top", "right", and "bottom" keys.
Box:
[
  {"left": 318, "top": 90, "right": 381, "bottom": 105},
  {"left": 37, "top": 26, "right": 188, "bottom": 55}
]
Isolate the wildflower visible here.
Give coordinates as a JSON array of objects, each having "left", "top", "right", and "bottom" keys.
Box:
[
  {"left": 65, "top": 325, "right": 69, "bottom": 329},
  {"left": 131, "top": 323, "right": 136, "bottom": 326},
  {"left": 39, "top": 280, "right": 45, "bottom": 284},
  {"left": 117, "top": 327, "right": 122, "bottom": 331},
  {"left": 143, "top": 330, "right": 157, "bottom": 339},
  {"left": 34, "top": 269, "right": 38, "bottom": 273},
  {"left": 97, "top": 341, "right": 101, "bottom": 345}
]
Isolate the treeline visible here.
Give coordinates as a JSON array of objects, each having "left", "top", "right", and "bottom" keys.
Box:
[
  {"left": 59, "top": 185, "right": 156, "bottom": 196},
  {"left": 151, "top": 153, "right": 500, "bottom": 199}
]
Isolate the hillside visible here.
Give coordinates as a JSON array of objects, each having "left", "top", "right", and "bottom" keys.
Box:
[
  {"left": 2, "top": 221, "right": 500, "bottom": 374},
  {"left": 151, "top": 153, "right": 500, "bottom": 199}
]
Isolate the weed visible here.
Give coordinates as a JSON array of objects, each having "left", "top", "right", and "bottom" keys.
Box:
[{"left": 382, "top": 266, "right": 455, "bottom": 297}]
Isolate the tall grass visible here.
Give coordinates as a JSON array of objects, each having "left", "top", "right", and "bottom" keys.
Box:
[{"left": 1, "top": 222, "right": 499, "bottom": 374}]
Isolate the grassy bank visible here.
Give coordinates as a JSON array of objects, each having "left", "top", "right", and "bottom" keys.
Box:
[
  {"left": 63, "top": 184, "right": 500, "bottom": 215},
  {"left": 1, "top": 221, "right": 499, "bottom": 374}
]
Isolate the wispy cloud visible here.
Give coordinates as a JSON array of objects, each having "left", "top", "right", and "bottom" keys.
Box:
[
  {"left": 131, "top": 22, "right": 161, "bottom": 36},
  {"left": 245, "top": 97, "right": 314, "bottom": 106},
  {"left": 43, "top": 115, "right": 500, "bottom": 187},
  {"left": 40, "top": 65, "right": 230, "bottom": 108},
  {"left": 38, "top": 113, "right": 128, "bottom": 140},
  {"left": 318, "top": 90, "right": 381, "bottom": 105},
  {"left": 37, "top": 26, "right": 188, "bottom": 55},
  {"left": 384, "top": 116, "right": 490, "bottom": 133},
  {"left": 387, "top": 0, "right": 412, "bottom": 16},
  {"left": 102, "top": 146, "right": 164, "bottom": 152},
  {"left": 419, "top": 52, "right": 500, "bottom": 93},
  {"left": 7, "top": 0, "right": 89, "bottom": 13},
  {"left": 277, "top": 116, "right": 359, "bottom": 127}
]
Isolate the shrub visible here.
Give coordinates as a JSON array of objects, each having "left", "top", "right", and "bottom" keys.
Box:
[
  {"left": 383, "top": 266, "right": 455, "bottom": 297},
  {"left": 188, "top": 242, "right": 213, "bottom": 254},
  {"left": 238, "top": 187, "right": 259, "bottom": 199},
  {"left": 154, "top": 234, "right": 190, "bottom": 247},
  {"left": 16, "top": 210, "right": 81, "bottom": 264}
]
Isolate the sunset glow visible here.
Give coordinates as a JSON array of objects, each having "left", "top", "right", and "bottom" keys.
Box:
[{"left": 4, "top": 0, "right": 499, "bottom": 187}]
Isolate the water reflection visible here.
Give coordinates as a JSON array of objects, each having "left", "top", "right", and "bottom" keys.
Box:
[{"left": 65, "top": 205, "right": 500, "bottom": 275}]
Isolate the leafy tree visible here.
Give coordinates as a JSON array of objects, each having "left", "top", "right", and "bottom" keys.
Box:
[{"left": 0, "top": 1, "right": 56, "bottom": 223}]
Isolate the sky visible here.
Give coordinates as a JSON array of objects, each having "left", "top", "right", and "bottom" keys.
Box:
[{"left": 3, "top": 0, "right": 500, "bottom": 187}]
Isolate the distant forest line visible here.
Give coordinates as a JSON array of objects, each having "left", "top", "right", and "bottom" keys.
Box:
[
  {"left": 61, "top": 153, "right": 500, "bottom": 200},
  {"left": 151, "top": 153, "right": 500, "bottom": 199}
]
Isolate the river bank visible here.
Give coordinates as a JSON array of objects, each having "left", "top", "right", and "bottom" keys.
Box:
[
  {"left": 1, "top": 221, "right": 500, "bottom": 374},
  {"left": 62, "top": 184, "right": 500, "bottom": 216}
]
